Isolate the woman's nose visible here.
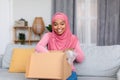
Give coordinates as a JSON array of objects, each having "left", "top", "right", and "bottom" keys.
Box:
[{"left": 57, "top": 25, "right": 61, "bottom": 29}]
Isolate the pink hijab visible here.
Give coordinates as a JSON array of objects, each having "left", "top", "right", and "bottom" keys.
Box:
[{"left": 48, "top": 12, "right": 78, "bottom": 51}]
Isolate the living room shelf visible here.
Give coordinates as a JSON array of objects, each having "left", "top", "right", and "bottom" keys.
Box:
[{"left": 13, "top": 26, "right": 40, "bottom": 45}]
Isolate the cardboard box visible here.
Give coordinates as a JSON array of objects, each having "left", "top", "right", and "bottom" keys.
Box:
[{"left": 26, "top": 51, "right": 71, "bottom": 80}]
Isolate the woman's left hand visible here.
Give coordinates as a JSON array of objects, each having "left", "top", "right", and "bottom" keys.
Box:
[{"left": 64, "top": 49, "right": 76, "bottom": 65}]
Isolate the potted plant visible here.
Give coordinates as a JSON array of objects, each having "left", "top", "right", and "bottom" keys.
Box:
[
  {"left": 46, "top": 24, "right": 52, "bottom": 32},
  {"left": 18, "top": 33, "right": 26, "bottom": 45}
]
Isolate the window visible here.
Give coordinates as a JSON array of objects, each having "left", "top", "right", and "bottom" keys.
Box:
[{"left": 76, "top": 0, "right": 97, "bottom": 45}]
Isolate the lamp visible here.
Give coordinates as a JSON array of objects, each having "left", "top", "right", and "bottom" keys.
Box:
[{"left": 32, "top": 17, "right": 45, "bottom": 35}]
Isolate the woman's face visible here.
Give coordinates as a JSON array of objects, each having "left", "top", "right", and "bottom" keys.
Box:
[{"left": 53, "top": 19, "right": 66, "bottom": 35}]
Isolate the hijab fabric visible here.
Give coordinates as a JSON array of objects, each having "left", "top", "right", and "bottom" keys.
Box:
[{"left": 48, "top": 12, "right": 78, "bottom": 51}]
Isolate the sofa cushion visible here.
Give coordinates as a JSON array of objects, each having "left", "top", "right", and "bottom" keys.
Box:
[
  {"left": 2, "top": 43, "right": 35, "bottom": 69},
  {"left": 77, "top": 76, "right": 116, "bottom": 80},
  {"left": 9, "top": 48, "right": 35, "bottom": 72},
  {"left": 0, "top": 69, "right": 38, "bottom": 80},
  {"left": 75, "top": 45, "right": 120, "bottom": 77}
]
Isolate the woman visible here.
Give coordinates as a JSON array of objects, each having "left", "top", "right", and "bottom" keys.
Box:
[{"left": 35, "top": 12, "right": 84, "bottom": 80}]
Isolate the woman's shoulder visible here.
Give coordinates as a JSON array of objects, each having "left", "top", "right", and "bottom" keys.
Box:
[
  {"left": 72, "top": 34, "right": 79, "bottom": 40},
  {"left": 43, "top": 32, "right": 52, "bottom": 37},
  {"left": 40, "top": 32, "right": 52, "bottom": 40}
]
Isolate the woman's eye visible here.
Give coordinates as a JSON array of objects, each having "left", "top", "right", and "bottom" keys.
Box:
[
  {"left": 54, "top": 23, "right": 57, "bottom": 26},
  {"left": 61, "top": 23, "right": 65, "bottom": 25}
]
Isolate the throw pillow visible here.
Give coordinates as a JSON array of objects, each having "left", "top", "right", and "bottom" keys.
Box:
[
  {"left": 2, "top": 43, "right": 35, "bottom": 69},
  {"left": 9, "top": 48, "right": 35, "bottom": 72}
]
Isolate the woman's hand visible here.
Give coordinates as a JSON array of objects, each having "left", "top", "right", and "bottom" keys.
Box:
[
  {"left": 63, "top": 48, "right": 73, "bottom": 53},
  {"left": 64, "top": 49, "right": 77, "bottom": 65}
]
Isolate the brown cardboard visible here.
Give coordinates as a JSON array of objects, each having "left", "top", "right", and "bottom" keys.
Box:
[{"left": 25, "top": 51, "right": 71, "bottom": 80}]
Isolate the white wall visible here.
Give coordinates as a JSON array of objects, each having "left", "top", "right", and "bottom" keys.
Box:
[
  {"left": 12, "top": 0, "right": 52, "bottom": 26},
  {"left": 0, "top": 0, "right": 11, "bottom": 54},
  {"left": 0, "top": 0, "right": 52, "bottom": 54}
]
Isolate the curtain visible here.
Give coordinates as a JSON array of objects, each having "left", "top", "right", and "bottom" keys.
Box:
[
  {"left": 52, "top": 0, "right": 76, "bottom": 34},
  {"left": 97, "top": 0, "right": 120, "bottom": 46}
]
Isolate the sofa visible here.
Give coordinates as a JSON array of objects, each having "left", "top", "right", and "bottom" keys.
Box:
[{"left": 0, "top": 43, "right": 120, "bottom": 80}]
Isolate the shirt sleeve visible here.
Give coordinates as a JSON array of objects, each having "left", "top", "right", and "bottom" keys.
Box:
[
  {"left": 74, "top": 41, "right": 84, "bottom": 63},
  {"left": 35, "top": 33, "right": 50, "bottom": 53}
]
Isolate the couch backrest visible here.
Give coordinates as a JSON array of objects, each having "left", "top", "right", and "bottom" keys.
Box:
[
  {"left": 2, "top": 43, "right": 36, "bottom": 69},
  {"left": 75, "top": 45, "right": 120, "bottom": 77},
  {"left": 0, "top": 55, "right": 3, "bottom": 68}
]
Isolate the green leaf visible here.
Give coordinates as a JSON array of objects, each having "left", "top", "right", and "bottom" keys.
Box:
[{"left": 46, "top": 24, "right": 52, "bottom": 32}]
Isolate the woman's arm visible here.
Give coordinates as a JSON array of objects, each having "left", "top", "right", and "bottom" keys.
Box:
[
  {"left": 35, "top": 33, "right": 50, "bottom": 53},
  {"left": 74, "top": 41, "right": 84, "bottom": 63}
]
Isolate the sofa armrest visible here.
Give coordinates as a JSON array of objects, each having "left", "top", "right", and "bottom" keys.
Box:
[
  {"left": 0, "top": 55, "right": 3, "bottom": 68},
  {"left": 117, "top": 68, "right": 120, "bottom": 80}
]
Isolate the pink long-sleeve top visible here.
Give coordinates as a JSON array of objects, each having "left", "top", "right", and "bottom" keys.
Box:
[{"left": 35, "top": 33, "right": 84, "bottom": 71}]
